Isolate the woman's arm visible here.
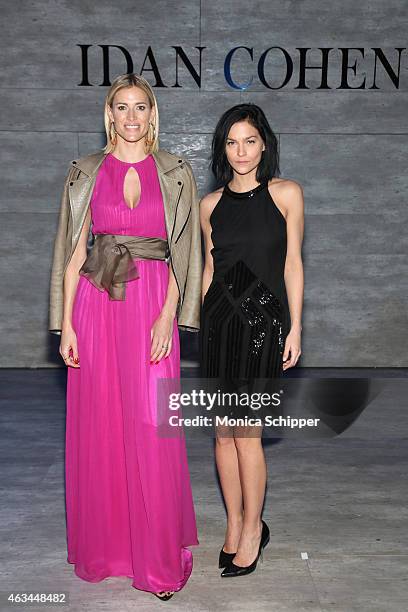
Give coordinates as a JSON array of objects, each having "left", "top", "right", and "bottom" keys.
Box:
[
  {"left": 199, "top": 190, "right": 222, "bottom": 303},
  {"left": 150, "top": 266, "right": 180, "bottom": 363},
  {"left": 161, "top": 268, "right": 180, "bottom": 321},
  {"left": 59, "top": 208, "right": 91, "bottom": 367},
  {"left": 278, "top": 180, "right": 305, "bottom": 369},
  {"left": 151, "top": 159, "right": 203, "bottom": 361}
]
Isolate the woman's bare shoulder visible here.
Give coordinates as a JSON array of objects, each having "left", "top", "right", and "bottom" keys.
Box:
[
  {"left": 200, "top": 187, "right": 224, "bottom": 217},
  {"left": 268, "top": 177, "right": 304, "bottom": 217},
  {"left": 269, "top": 177, "right": 303, "bottom": 197}
]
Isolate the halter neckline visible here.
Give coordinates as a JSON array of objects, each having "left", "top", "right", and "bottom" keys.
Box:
[{"left": 224, "top": 180, "right": 269, "bottom": 199}]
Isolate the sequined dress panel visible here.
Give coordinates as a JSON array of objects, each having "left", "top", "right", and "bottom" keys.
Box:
[{"left": 200, "top": 181, "right": 290, "bottom": 379}]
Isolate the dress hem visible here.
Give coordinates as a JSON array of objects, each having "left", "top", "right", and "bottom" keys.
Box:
[{"left": 67, "top": 539, "right": 199, "bottom": 592}]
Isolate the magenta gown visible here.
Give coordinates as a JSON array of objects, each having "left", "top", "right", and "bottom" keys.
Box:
[{"left": 66, "top": 152, "right": 198, "bottom": 593}]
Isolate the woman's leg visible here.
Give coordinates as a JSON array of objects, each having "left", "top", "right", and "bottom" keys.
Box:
[
  {"left": 232, "top": 429, "right": 266, "bottom": 565},
  {"left": 215, "top": 425, "right": 244, "bottom": 552}
]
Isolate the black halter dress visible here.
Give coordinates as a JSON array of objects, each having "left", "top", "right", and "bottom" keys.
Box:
[{"left": 200, "top": 180, "right": 290, "bottom": 382}]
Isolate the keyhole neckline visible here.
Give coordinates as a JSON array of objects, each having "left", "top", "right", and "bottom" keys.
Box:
[{"left": 108, "top": 152, "right": 152, "bottom": 165}]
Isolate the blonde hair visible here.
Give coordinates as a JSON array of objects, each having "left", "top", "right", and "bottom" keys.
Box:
[{"left": 103, "top": 73, "right": 160, "bottom": 154}]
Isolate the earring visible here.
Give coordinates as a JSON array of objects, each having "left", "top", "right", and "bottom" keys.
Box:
[
  {"left": 145, "top": 121, "right": 156, "bottom": 147},
  {"left": 110, "top": 121, "right": 117, "bottom": 146}
]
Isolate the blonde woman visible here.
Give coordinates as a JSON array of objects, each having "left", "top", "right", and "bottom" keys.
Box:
[{"left": 49, "top": 73, "right": 201, "bottom": 601}]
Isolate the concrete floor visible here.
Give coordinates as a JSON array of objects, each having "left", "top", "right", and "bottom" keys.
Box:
[{"left": 0, "top": 368, "right": 407, "bottom": 612}]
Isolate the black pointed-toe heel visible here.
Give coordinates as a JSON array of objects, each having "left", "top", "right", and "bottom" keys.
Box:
[
  {"left": 219, "top": 547, "right": 237, "bottom": 568},
  {"left": 221, "top": 520, "right": 270, "bottom": 578}
]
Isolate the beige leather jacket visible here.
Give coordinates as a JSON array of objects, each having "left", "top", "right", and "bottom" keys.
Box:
[{"left": 49, "top": 148, "right": 202, "bottom": 334}]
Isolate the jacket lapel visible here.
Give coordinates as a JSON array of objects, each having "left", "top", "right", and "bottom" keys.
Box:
[
  {"left": 152, "top": 150, "right": 188, "bottom": 244},
  {"left": 69, "top": 151, "right": 106, "bottom": 250},
  {"left": 155, "top": 171, "right": 183, "bottom": 243}
]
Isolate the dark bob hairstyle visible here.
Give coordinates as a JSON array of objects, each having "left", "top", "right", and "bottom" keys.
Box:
[{"left": 210, "top": 103, "right": 280, "bottom": 186}]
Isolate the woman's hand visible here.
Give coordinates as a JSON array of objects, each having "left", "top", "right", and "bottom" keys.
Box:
[
  {"left": 150, "top": 311, "right": 174, "bottom": 363},
  {"left": 60, "top": 324, "right": 80, "bottom": 368},
  {"left": 282, "top": 325, "right": 302, "bottom": 370}
]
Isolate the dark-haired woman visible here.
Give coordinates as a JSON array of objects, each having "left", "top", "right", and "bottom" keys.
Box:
[{"left": 199, "top": 104, "right": 304, "bottom": 577}]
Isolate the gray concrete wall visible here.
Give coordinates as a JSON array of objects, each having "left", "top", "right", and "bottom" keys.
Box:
[{"left": 0, "top": 0, "right": 407, "bottom": 367}]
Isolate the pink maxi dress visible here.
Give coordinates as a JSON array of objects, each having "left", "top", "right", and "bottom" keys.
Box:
[{"left": 66, "top": 152, "right": 198, "bottom": 593}]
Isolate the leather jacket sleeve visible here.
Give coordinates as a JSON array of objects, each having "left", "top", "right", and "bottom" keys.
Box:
[
  {"left": 48, "top": 165, "right": 74, "bottom": 335},
  {"left": 176, "top": 161, "right": 203, "bottom": 332}
]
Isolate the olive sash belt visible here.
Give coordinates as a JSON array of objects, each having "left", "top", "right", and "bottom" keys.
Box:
[{"left": 79, "top": 233, "right": 170, "bottom": 301}]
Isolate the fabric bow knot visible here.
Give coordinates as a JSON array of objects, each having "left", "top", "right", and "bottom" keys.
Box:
[{"left": 80, "top": 235, "right": 140, "bottom": 301}]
